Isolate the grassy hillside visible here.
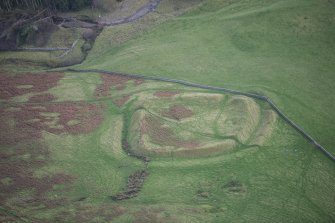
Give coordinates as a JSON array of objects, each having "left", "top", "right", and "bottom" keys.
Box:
[
  {"left": 79, "top": 0, "right": 335, "bottom": 153},
  {"left": 1, "top": 0, "right": 335, "bottom": 222},
  {"left": 1, "top": 70, "right": 334, "bottom": 222}
]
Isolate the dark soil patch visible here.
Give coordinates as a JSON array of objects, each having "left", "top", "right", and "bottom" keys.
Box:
[
  {"left": 0, "top": 72, "right": 63, "bottom": 100},
  {"left": 153, "top": 91, "right": 178, "bottom": 98},
  {"left": 111, "top": 170, "right": 148, "bottom": 201},
  {"left": 162, "top": 105, "right": 193, "bottom": 120}
]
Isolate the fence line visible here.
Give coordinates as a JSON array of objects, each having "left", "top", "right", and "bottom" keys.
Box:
[{"left": 64, "top": 68, "right": 335, "bottom": 162}]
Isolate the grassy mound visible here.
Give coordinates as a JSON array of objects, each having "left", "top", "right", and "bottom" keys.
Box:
[
  {"left": 216, "top": 95, "right": 260, "bottom": 143},
  {"left": 126, "top": 92, "right": 275, "bottom": 157}
]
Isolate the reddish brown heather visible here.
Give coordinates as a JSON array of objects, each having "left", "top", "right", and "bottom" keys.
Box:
[
  {"left": 162, "top": 105, "right": 193, "bottom": 120},
  {"left": 0, "top": 103, "right": 103, "bottom": 145},
  {"left": 28, "top": 93, "right": 56, "bottom": 103},
  {"left": 95, "top": 74, "right": 131, "bottom": 97},
  {"left": 141, "top": 115, "right": 199, "bottom": 149},
  {"left": 95, "top": 74, "right": 145, "bottom": 97},
  {"left": 0, "top": 137, "right": 74, "bottom": 208},
  {"left": 0, "top": 72, "right": 63, "bottom": 100},
  {"left": 113, "top": 95, "right": 130, "bottom": 107},
  {"left": 42, "top": 103, "right": 103, "bottom": 135},
  {"left": 134, "top": 207, "right": 176, "bottom": 223},
  {"left": 0, "top": 106, "right": 42, "bottom": 144},
  {"left": 0, "top": 73, "right": 111, "bottom": 220},
  {"left": 134, "top": 79, "right": 145, "bottom": 86},
  {"left": 74, "top": 204, "right": 126, "bottom": 222},
  {"left": 153, "top": 91, "right": 178, "bottom": 98},
  {"left": 0, "top": 102, "right": 103, "bottom": 216}
]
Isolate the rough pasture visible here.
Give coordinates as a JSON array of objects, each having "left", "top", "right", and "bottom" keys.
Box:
[
  {"left": 95, "top": 73, "right": 144, "bottom": 97},
  {"left": 0, "top": 102, "right": 103, "bottom": 145},
  {"left": 28, "top": 93, "right": 56, "bottom": 103},
  {"left": 113, "top": 95, "right": 131, "bottom": 107},
  {"left": 141, "top": 114, "right": 200, "bottom": 150},
  {"left": 154, "top": 91, "right": 178, "bottom": 98},
  {"left": 162, "top": 104, "right": 193, "bottom": 120},
  {"left": 0, "top": 72, "right": 63, "bottom": 100}
]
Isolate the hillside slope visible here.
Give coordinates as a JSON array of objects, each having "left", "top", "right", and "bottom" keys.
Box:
[{"left": 79, "top": 0, "right": 335, "bottom": 153}]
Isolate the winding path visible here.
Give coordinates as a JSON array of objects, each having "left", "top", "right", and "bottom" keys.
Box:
[
  {"left": 99, "top": 0, "right": 161, "bottom": 26},
  {"left": 64, "top": 68, "right": 335, "bottom": 162},
  {"left": 62, "top": 0, "right": 162, "bottom": 27}
]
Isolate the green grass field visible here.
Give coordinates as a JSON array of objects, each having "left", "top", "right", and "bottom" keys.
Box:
[
  {"left": 79, "top": 0, "right": 335, "bottom": 153},
  {"left": 1, "top": 70, "right": 334, "bottom": 222},
  {"left": 1, "top": 0, "right": 335, "bottom": 222}
]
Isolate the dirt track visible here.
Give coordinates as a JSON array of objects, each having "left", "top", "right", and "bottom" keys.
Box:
[
  {"left": 60, "top": 0, "right": 161, "bottom": 28},
  {"left": 99, "top": 0, "right": 161, "bottom": 26}
]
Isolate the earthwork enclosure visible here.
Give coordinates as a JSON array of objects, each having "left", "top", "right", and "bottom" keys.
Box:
[
  {"left": 1, "top": 70, "right": 334, "bottom": 222},
  {"left": 1, "top": 0, "right": 335, "bottom": 221}
]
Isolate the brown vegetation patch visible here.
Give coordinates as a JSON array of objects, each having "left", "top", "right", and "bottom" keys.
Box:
[
  {"left": 0, "top": 101, "right": 101, "bottom": 213},
  {"left": 42, "top": 103, "right": 103, "bottom": 135},
  {"left": 0, "top": 101, "right": 101, "bottom": 216},
  {"left": 111, "top": 170, "right": 148, "bottom": 201},
  {"left": 0, "top": 137, "right": 72, "bottom": 197},
  {"left": 73, "top": 204, "right": 126, "bottom": 222},
  {"left": 141, "top": 115, "right": 199, "bottom": 149},
  {"left": 0, "top": 106, "right": 42, "bottom": 144},
  {"left": 95, "top": 74, "right": 132, "bottom": 97},
  {"left": 134, "top": 79, "right": 145, "bottom": 86},
  {"left": 0, "top": 140, "right": 74, "bottom": 208},
  {"left": 153, "top": 91, "right": 178, "bottom": 98},
  {"left": 162, "top": 105, "right": 193, "bottom": 120},
  {"left": 0, "top": 102, "right": 103, "bottom": 145},
  {"left": 0, "top": 72, "right": 63, "bottom": 100},
  {"left": 28, "top": 93, "right": 56, "bottom": 103},
  {"left": 0, "top": 99, "right": 102, "bottom": 214},
  {"left": 113, "top": 95, "right": 130, "bottom": 107},
  {"left": 95, "top": 74, "right": 145, "bottom": 97},
  {"left": 133, "top": 207, "right": 176, "bottom": 223}
]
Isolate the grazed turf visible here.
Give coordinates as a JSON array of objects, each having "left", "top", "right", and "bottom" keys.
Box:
[
  {"left": 78, "top": 0, "right": 335, "bottom": 153},
  {"left": 1, "top": 69, "right": 334, "bottom": 222},
  {"left": 1, "top": 0, "right": 335, "bottom": 222}
]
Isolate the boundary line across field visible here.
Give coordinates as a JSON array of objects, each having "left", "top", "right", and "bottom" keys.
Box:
[{"left": 64, "top": 68, "right": 335, "bottom": 162}]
